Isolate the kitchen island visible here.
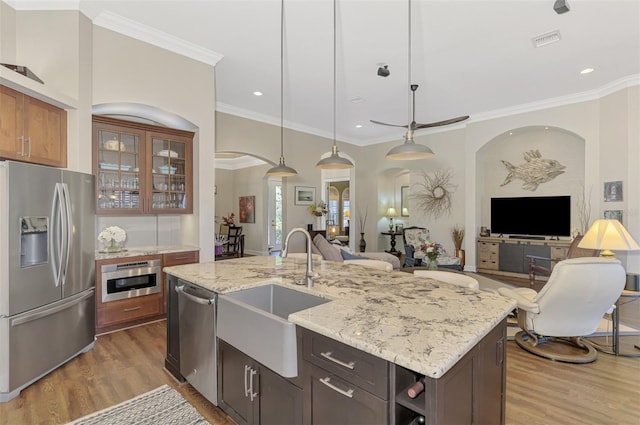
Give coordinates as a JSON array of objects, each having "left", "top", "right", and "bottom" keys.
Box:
[{"left": 165, "top": 256, "right": 515, "bottom": 425}]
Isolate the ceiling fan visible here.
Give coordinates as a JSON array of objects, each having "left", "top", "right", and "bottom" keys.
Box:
[{"left": 370, "top": 84, "right": 470, "bottom": 142}]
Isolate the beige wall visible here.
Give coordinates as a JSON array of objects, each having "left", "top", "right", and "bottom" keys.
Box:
[
  {"left": 0, "top": 2, "right": 16, "bottom": 63},
  {"left": 92, "top": 27, "right": 216, "bottom": 259},
  {"left": 3, "top": 2, "right": 638, "bottom": 271}
]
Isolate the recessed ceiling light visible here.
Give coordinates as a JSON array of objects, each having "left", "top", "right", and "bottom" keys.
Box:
[
  {"left": 253, "top": 91, "right": 263, "bottom": 96},
  {"left": 355, "top": 124, "right": 363, "bottom": 128},
  {"left": 580, "top": 68, "right": 594, "bottom": 74}
]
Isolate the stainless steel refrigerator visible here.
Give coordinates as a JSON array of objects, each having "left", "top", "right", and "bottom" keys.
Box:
[{"left": 0, "top": 161, "right": 96, "bottom": 402}]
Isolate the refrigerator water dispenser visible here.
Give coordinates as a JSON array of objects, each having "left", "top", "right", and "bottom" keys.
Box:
[{"left": 20, "top": 217, "right": 48, "bottom": 267}]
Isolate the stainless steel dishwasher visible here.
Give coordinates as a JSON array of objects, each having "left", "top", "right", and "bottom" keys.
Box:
[{"left": 176, "top": 281, "right": 218, "bottom": 405}]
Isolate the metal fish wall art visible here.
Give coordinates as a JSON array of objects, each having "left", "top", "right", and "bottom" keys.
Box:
[{"left": 500, "top": 150, "right": 565, "bottom": 191}]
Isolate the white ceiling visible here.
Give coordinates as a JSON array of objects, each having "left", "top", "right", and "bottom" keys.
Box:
[{"left": 8, "top": 0, "right": 640, "bottom": 147}]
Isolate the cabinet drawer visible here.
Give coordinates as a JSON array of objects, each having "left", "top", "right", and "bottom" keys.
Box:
[
  {"left": 302, "top": 329, "right": 388, "bottom": 399},
  {"left": 97, "top": 293, "right": 163, "bottom": 328},
  {"left": 550, "top": 247, "right": 567, "bottom": 261},
  {"left": 307, "top": 363, "right": 388, "bottom": 425},
  {"left": 163, "top": 250, "right": 199, "bottom": 266}
]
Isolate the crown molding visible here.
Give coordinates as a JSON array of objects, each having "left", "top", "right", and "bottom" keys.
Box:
[
  {"left": 471, "top": 74, "right": 640, "bottom": 124},
  {"left": 93, "top": 10, "right": 223, "bottom": 66},
  {"left": 215, "top": 156, "right": 268, "bottom": 170},
  {"left": 5, "top": 0, "right": 78, "bottom": 9}
]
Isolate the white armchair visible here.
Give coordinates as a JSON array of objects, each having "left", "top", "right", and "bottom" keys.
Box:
[{"left": 497, "top": 257, "right": 626, "bottom": 363}]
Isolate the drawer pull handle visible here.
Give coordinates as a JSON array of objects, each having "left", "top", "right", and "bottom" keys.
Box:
[
  {"left": 172, "top": 255, "right": 190, "bottom": 260},
  {"left": 123, "top": 306, "right": 142, "bottom": 312},
  {"left": 320, "top": 351, "right": 355, "bottom": 369},
  {"left": 319, "top": 377, "right": 354, "bottom": 398}
]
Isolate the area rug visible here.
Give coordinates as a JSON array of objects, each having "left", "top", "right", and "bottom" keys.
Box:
[{"left": 67, "top": 385, "right": 209, "bottom": 425}]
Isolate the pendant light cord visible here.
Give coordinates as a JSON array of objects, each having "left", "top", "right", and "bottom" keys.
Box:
[
  {"left": 408, "top": 0, "right": 412, "bottom": 125},
  {"left": 333, "top": 0, "right": 337, "bottom": 147},
  {"left": 280, "top": 0, "right": 285, "bottom": 158}
]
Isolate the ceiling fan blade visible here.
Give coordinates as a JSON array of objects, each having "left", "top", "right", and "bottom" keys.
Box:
[
  {"left": 413, "top": 115, "right": 470, "bottom": 129},
  {"left": 369, "top": 119, "right": 409, "bottom": 129}
]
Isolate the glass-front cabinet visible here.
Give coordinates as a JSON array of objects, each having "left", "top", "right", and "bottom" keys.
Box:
[
  {"left": 149, "top": 131, "right": 192, "bottom": 213},
  {"left": 92, "top": 116, "right": 193, "bottom": 215}
]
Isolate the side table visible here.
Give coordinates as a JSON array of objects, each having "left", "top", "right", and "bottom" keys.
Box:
[
  {"left": 588, "top": 289, "right": 640, "bottom": 357},
  {"left": 381, "top": 231, "right": 402, "bottom": 257}
]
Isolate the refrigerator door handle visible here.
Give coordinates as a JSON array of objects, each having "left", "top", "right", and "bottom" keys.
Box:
[
  {"left": 50, "top": 183, "right": 65, "bottom": 287},
  {"left": 60, "top": 183, "right": 73, "bottom": 286},
  {"left": 10, "top": 289, "right": 94, "bottom": 327}
]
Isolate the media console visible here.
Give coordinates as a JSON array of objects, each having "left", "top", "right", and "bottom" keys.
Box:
[{"left": 477, "top": 237, "right": 571, "bottom": 280}]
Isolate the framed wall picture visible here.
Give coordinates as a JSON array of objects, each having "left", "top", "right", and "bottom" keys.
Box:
[
  {"left": 239, "top": 195, "right": 255, "bottom": 223},
  {"left": 604, "top": 181, "right": 623, "bottom": 202},
  {"left": 295, "top": 186, "right": 315, "bottom": 206},
  {"left": 401, "top": 186, "right": 410, "bottom": 216},
  {"left": 604, "top": 210, "right": 623, "bottom": 223}
]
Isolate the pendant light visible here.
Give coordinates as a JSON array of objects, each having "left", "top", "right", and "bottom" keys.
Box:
[
  {"left": 266, "top": 0, "right": 298, "bottom": 177},
  {"left": 386, "top": 0, "right": 435, "bottom": 160},
  {"left": 316, "top": 0, "right": 354, "bottom": 170}
]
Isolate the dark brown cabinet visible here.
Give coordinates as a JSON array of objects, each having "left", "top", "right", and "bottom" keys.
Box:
[
  {"left": 302, "top": 329, "right": 390, "bottom": 425},
  {"left": 0, "top": 84, "right": 67, "bottom": 167},
  {"left": 92, "top": 116, "right": 194, "bottom": 215},
  {"left": 392, "top": 320, "right": 506, "bottom": 425},
  {"left": 303, "top": 321, "right": 506, "bottom": 425},
  {"left": 218, "top": 340, "right": 303, "bottom": 425}
]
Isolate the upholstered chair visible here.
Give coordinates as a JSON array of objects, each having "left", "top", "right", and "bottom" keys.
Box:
[
  {"left": 402, "top": 226, "right": 430, "bottom": 267},
  {"left": 498, "top": 257, "right": 626, "bottom": 363}
]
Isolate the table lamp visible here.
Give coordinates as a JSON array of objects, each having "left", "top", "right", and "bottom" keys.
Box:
[
  {"left": 328, "top": 224, "right": 339, "bottom": 240},
  {"left": 578, "top": 219, "right": 640, "bottom": 258},
  {"left": 386, "top": 207, "right": 398, "bottom": 231}
]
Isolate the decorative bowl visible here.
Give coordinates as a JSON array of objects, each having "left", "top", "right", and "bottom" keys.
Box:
[{"left": 159, "top": 165, "right": 177, "bottom": 174}]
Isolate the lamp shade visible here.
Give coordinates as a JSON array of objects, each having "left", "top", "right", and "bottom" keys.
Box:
[
  {"left": 578, "top": 219, "right": 640, "bottom": 257},
  {"left": 402, "top": 207, "right": 409, "bottom": 216},
  {"left": 266, "top": 156, "right": 298, "bottom": 177},
  {"left": 387, "top": 207, "right": 398, "bottom": 217},
  {"left": 386, "top": 139, "right": 435, "bottom": 160}
]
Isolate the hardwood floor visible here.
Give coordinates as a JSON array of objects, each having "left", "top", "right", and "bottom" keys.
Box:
[
  {"left": 1, "top": 314, "right": 638, "bottom": 424},
  {"left": 0, "top": 321, "right": 234, "bottom": 425}
]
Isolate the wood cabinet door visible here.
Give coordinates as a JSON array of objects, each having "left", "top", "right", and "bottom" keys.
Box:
[
  {"left": 0, "top": 85, "right": 24, "bottom": 160},
  {"left": 218, "top": 341, "right": 257, "bottom": 425},
  {"left": 259, "top": 365, "right": 303, "bottom": 425},
  {"left": 147, "top": 131, "right": 193, "bottom": 214},
  {"left": 23, "top": 95, "right": 67, "bottom": 167}
]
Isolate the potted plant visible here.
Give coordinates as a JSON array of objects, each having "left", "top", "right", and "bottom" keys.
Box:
[{"left": 451, "top": 224, "right": 465, "bottom": 268}]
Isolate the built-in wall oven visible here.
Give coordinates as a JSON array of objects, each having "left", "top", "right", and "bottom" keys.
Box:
[{"left": 100, "top": 259, "right": 161, "bottom": 303}]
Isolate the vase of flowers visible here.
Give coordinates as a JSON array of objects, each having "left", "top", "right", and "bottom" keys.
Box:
[
  {"left": 420, "top": 241, "right": 444, "bottom": 270},
  {"left": 308, "top": 200, "right": 328, "bottom": 230},
  {"left": 98, "top": 226, "right": 127, "bottom": 253}
]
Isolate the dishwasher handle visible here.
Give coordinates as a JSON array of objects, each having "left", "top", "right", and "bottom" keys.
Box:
[{"left": 176, "top": 285, "right": 215, "bottom": 305}]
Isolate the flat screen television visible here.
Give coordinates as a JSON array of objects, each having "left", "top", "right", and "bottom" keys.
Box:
[{"left": 490, "top": 196, "right": 570, "bottom": 237}]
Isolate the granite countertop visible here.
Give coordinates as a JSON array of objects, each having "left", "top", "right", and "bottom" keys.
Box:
[
  {"left": 95, "top": 245, "right": 200, "bottom": 261},
  {"left": 164, "top": 256, "right": 516, "bottom": 379}
]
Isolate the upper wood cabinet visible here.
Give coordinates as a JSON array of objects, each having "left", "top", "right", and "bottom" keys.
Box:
[
  {"left": 92, "top": 116, "right": 194, "bottom": 215},
  {"left": 0, "top": 85, "right": 67, "bottom": 167}
]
